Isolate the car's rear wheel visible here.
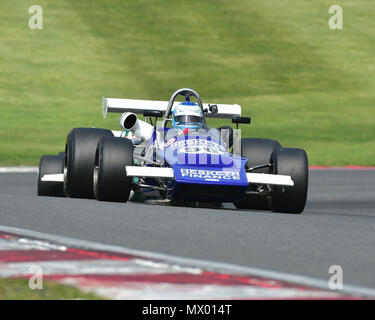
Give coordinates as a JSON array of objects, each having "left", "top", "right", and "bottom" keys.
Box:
[
  {"left": 94, "top": 136, "right": 134, "bottom": 202},
  {"left": 64, "top": 128, "right": 113, "bottom": 198},
  {"left": 271, "top": 147, "right": 308, "bottom": 214},
  {"left": 38, "top": 155, "right": 64, "bottom": 197},
  {"left": 234, "top": 138, "right": 281, "bottom": 210}
]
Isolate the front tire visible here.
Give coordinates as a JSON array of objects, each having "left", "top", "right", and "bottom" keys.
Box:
[
  {"left": 94, "top": 136, "right": 134, "bottom": 202},
  {"left": 64, "top": 128, "right": 113, "bottom": 199},
  {"left": 38, "top": 155, "right": 64, "bottom": 197},
  {"left": 234, "top": 138, "right": 281, "bottom": 210},
  {"left": 271, "top": 148, "right": 308, "bottom": 214}
]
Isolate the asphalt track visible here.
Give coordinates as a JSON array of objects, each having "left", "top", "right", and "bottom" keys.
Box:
[{"left": 0, "top": 170, "right": 374, "bottom": 289}]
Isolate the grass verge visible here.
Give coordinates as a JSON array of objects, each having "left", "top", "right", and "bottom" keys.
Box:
[
  {"left": 0, "top": 277, "right": 102, "bottom": 300},
  {"left": 0, "top": 1, "right": 374, "bottom": 165}
]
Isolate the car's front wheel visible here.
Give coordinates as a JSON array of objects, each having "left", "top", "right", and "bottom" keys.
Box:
[
  {"left": 94, "top": 136, "right": 134, "bottom": 202},
  {"left": 64, "top": 128, "right": 113, "bottom": 199},
  {"left": 233, "top": 138, "right": 281, "bottom": 210},
  {"left": 271, "top": 147, "right": 308, "bottom": 213}
]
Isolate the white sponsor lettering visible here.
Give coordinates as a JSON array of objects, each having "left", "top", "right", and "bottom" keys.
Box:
[{"left": 181, "top": 169, "right": 240, "bottom": 181}]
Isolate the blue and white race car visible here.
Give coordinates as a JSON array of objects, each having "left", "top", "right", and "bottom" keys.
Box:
[{"left": 38, "top": 88, "right": 308, "bottom": 213}]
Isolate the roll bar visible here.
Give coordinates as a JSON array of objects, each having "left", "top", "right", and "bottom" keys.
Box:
[{"left": 162, "top": 88, "right": 204, "bottom": 128}]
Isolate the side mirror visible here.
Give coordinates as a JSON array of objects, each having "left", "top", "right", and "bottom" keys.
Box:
[
  {"left": 232, "top": 116, "right": 251, "bottom": 129},
  {"left": 232, "top": 116, "right": 251, "bottom": 124},
  {"left": 209, "top": 104, "right": 218, "bottom": 115},
  {"left": 143, "top": 110, "right": 163, "bottom": 118}
]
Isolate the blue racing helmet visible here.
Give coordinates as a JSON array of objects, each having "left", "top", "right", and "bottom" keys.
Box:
[{"left": 172, "top": 101, "right": 204, "bottom": 130}]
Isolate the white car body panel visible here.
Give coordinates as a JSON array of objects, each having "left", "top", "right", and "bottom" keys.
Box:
[
  {"left": 41, "top": 174, "right": 64, "bottom": 182},
  {"left": 125, "top": 166, "right": 174, "bottom": 178},
  {"left": 246, "top": 173, "right": 294, "bottom": 186}
]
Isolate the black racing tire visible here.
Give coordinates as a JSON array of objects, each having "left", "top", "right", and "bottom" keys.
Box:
[
  {"left": 240, "top": 138, "right": 281, "bottom": 173},
  {"left": 38, "top": 155, "right": 64, "bottom": 197},
  {"left": 234, "top": 138, "right": 281, "bottom": 210},
  {"left": 94, "top": 136, "right": 134, "bottom": 202},
  {"left": 64, "top": 128, "right": 113, "bottom": 198},
  {"left": 271, "top": 147, "right": 308, "bottom": 214}
]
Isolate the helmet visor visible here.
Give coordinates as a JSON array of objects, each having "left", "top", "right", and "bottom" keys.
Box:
[{"left": 174, "top": 115, "right": 203, "bottom": 125}]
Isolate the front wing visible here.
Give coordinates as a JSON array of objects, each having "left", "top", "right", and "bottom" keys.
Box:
[
  {"left": 124, "top": 166, "right": 294, "bottom": 186},
  {"left": 41, "top": 166, "right": 293, "bottom": 187}
]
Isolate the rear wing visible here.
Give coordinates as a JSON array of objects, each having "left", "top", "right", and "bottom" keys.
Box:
[{"left": 102, "top": 97, "right": 241, "bottom": 119}]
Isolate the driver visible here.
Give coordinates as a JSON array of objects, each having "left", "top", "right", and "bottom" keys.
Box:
[{"left": 171, "top": 101, "right": 204, "bottom": 134}]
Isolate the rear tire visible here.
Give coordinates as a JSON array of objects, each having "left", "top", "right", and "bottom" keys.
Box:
[
  {"left": 94, "top": 136, "right": 134, "bottom": 202},
  {"left": 234, "top": 138, "right": 281, "bottom": 210},
  {"left": 64, "top": 128, "right": 113, "bottom": 198},
  {"left": 271, "top": 148, "right": 308, "bottom": 214},
  {"left": 38, "top": 155, "right": 64, "bottom": 197}
]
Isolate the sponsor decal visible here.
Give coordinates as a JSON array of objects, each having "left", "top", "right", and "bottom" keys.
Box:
[
  {"left": 165, "top": 137, "right": 176, "bottom": 147},
  {"left": 181, "top": 169, "right": 240, "bottom": 181}
]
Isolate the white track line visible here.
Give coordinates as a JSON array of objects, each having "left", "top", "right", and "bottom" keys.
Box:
[
  {"left": 0, "top": 225, "right": 374, "bottom": 298},
  {"left": 0, "top": 167, "right": 38, "bottom": 173}
]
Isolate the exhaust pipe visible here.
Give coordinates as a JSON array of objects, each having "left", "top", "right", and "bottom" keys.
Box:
[{"left": 119, "top": 112, "right": 154, "bottom": 143}]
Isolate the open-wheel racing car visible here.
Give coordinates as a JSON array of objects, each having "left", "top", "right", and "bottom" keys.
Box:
[{"left": 38, "top": 88, "right": 308, "bottom": 213}]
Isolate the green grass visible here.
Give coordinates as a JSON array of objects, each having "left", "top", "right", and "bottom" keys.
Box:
[
  {"left": 0, "top": 0, "right": 374, "bottom": 165},
  {"left": 0, "top": 278, "right": 102, "bottom": 299}
]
